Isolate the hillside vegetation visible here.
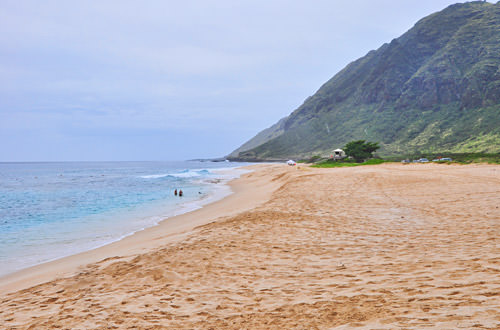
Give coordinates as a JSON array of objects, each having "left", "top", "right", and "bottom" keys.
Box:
[{"left": 230, "top": 1, "right": 500, "bottom": 160}]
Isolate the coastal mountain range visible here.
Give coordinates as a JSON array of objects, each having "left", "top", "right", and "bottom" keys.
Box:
[{"left": 229, "top": 1, "right": 500, "bottom": 160}]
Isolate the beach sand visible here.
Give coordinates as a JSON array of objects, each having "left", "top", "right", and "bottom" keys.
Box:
[{"left": 1, "top": 163, "right": 499, "bottom": 329}]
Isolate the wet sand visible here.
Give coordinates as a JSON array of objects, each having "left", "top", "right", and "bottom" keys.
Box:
[{"left": 1, "top": 163, "right": 499, "bottom": 329}]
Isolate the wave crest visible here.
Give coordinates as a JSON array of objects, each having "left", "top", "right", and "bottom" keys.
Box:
[{"left": 139, "top": 169, "right": 211, "bottom": 179}]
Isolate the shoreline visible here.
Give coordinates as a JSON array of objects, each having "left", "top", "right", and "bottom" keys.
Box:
[
  {"left": 0, "top": 169, "right": 236, "bottom": 279},
  {"left": 0, "top": 164, "right": 281, "bottom": 295},
  {"left": 1, "top": 162, "right": 498, "bottom": 329}
]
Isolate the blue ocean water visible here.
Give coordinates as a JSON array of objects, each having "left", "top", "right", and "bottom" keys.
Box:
[{"left": 0, "top": 161, "right": 251, "bottom": 276}]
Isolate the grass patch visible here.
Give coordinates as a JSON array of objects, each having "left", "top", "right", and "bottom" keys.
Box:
[
  {"left": 452, "top": 153, "right": 500, "bottom": 164},
  {"left": 311, "top": 158, "right": 387, "bottom": 168},
  {"left": 388, "top": 153, "right": 500, "bottom": 164}
]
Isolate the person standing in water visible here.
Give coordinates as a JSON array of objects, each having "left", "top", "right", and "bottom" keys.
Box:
[
  {"left": 179, "top": 189, "right": 183, "bottom": 197},
  {"left": 174, "top": 189, "right": 178, "bottom": 196}
]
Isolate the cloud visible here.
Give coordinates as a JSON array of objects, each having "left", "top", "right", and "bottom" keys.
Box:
[{"left": 0, "top": 0, "right": 470, "bottom": 160}]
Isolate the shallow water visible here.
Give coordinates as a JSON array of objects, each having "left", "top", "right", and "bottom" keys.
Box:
[{"left": 0, "top": 161, "right": 251, "bottom": 276}]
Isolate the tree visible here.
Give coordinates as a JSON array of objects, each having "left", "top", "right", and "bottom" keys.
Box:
[{"left": 343, "top": 140, "right": 380, "bottom": 162}]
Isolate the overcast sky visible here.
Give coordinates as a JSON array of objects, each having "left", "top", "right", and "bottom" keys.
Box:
[{"left": 0, "top": 0, "right": 482, "bottom": 161}]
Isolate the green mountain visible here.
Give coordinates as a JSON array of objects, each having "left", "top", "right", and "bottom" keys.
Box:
[{"left": 230, "top": 1, "right": 500, "bottom": 161}]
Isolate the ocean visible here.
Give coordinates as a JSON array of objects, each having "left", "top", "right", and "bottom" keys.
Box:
[{"left": 0, "top": 161, "right": 252, "bottom": 277}]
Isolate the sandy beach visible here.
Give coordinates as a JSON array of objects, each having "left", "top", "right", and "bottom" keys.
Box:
[{"left": 1, "top": 163, "right": 499, "bottom": 329}]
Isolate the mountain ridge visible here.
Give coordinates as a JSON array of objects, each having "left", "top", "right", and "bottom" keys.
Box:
[{"left": 229, "top": 1, "right": 500, "bottom": 160}]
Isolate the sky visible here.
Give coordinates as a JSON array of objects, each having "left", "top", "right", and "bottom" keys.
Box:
[{"left": 0, "top": 0, "right": 484, "bottom": 161}]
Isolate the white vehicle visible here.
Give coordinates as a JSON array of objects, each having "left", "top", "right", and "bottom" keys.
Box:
[
  {"left": 287, "top": 160, "right": 296, "bottom": 166},
  {"left": 332, "top": 148, "right": 347, "bottom": 160}
]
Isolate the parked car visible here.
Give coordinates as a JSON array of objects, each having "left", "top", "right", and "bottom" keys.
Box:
[
  {"left": 418, "top": 158, "right": 429, "bottom": 163},
  {"left": 286, "top": 160, "right": 296, "bottom": 166},
  {"left": 433, "top": 157, "right": 453, "bottom": 162}
]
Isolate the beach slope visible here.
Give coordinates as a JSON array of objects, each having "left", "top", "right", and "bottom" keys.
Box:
[{"left": 1, "top": 163, "right": 499, "bottom": 329}]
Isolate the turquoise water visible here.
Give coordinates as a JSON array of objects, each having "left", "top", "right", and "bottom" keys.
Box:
[{"left": 0, "top": 161, "right": 251, "bottom": 276}]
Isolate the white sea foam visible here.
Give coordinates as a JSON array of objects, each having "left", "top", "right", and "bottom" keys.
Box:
[
  {"left": 139, "top": 169, "right": 211, "bottom": 179},
  {"left": 139, "top": 174, "right": 170, "bottom": 179},
  {"left": 168, "top": 171, "right": 203, "bottom": 178}
]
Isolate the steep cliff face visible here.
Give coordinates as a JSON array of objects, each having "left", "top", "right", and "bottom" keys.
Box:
[{"left": 230, "top": 1, "right": 500, "bottom": 160}]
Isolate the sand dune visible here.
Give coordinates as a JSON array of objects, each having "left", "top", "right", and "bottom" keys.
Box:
[{"left": 1, "top": 163, "right": 499, "bottom": 329}]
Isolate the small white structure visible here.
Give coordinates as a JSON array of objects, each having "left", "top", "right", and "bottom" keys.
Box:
[
  {"left": 287, "top": 159, "right": 296, "bottom": 166},
  {"left": 331, "top": 149, "right": 347, "bottom": 160}
]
